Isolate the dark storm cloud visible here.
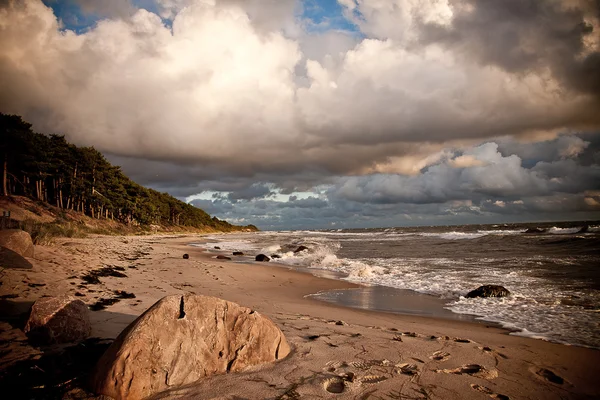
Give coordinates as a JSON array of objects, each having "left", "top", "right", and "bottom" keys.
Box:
[
  {"left": 192, "top": 136, "right": 600, "bottom": 229},
  {"left": 496, "top": 135, "right": 590, "bottom": 165},
  {"left": 225, "top": 183, "right": 276, "bottom": 202},
  {"left": 420, "top": 0, "right": 600, "bottom": 96},
  {"left": 328, "top": 141, "right": 600, "bottom": 206},
  {"left": 277, "top": 196, "right": 328, "bottom": 208}
]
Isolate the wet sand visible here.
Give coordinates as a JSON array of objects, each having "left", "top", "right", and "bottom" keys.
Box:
[{"left": 1, "top": 234, "right": 599, "bottom": 399}]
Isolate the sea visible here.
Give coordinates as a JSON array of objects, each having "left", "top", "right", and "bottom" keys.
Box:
[{"left": 199, "top": 221, "right": 600, "bottom": 349}]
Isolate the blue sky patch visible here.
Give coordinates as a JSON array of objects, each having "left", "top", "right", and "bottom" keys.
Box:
[
  {"left": 44, "top": 0, "right": 359, "bottom": 35},
  {"left": 42, "top": 0, "right": 98, "bottom": 33},
  {"left": 301, "top": 0, "right": 359, "bottom": 33}
]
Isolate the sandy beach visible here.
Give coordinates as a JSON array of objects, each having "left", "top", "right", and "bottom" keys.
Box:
[{"left": 1, "top": 234, "right": 599, "bottom": 399}]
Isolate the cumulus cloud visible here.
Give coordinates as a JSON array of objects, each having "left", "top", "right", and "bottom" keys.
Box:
[
  {"left": 2, "top": 1, "right": 599, "bottom": 176},
  {"left": 448, "top": 155, "right": 486, "bottom": 168},
  {"left": 1, "top": 0, "right": 599, "bottom": 228},
  {"left": 418, "top": 0, "right": 600, "bottom": 96}
]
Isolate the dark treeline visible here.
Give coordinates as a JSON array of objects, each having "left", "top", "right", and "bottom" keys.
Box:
[{"left": 0, "top": 113, "right": 256, "bottom": 232}]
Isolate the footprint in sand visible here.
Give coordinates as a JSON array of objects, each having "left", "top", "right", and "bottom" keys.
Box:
[
  {"left": 325, "top": 360, "right": 348, "bottom": 370},
  {"left": 430, "top": 351, "right": 450, "bottom": 361},
  {"left": 396, "top": 363, "right": 419, "bottom": 376},
  {"left": 479, "top": 346, "right": 508, "bottom": 359},
  {"left": 454, "top": 338, "right": 472, "bottom": 343},
  {"left": 349, "top": 360, "right": 373, "bottom": 370},
  {"left": 534, "top": 368, "right": 564, "bottom": 385},
  {"left": 471, "top": 383, "right": 510, "bottom": 400},
  {"left": 436, "top": 364, "right": 498, "bottom": 380},
  {"left": 358, "top": 375, "right": 388, "bottom": 385},
  {"left": 323, "top": 377, "right": 346, "bottom": 393}
]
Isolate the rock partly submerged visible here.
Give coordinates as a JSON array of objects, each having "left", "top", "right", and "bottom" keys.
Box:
[
  {"left": 91, "top": 294, "right": 290, "bottom": 400},
  {"left": 24, "top": 295, "right": 91, "bottom": 345},
  {"left": 524, "top": 227, "right": 545, "bottom": 234},
  {"left": 465, "top": 285, "right": 510, "bottom": 298},
  {"left": 255, "top": 254, "right": 270, "bottom": 262},
  {"left": 293, "top": 245, "right": 309, "bottom": 254},
  {"left": 0, "top": 229, "right": 34, "bottom": 258}
]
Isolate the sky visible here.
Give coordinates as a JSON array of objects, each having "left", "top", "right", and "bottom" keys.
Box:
[{"left": 1, "top": 0, "right": 600, "bottom": 230}]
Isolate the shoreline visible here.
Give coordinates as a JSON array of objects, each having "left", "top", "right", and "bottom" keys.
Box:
[{"left": 1, "top": 233, "right": 599, "bottom": 399}]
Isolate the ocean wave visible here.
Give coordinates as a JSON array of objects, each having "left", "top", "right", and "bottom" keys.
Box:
[
  {"left": 548, "top": 226, "right": 581, "bottom": 234},
  {"left": 419, "top": 232, "right": 487, "bottom": 240},
  {"left": 201, "top": 227, "right": 600, "bottom": 348}
]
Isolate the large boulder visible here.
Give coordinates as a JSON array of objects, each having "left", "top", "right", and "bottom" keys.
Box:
[
  {"left": 0, "top": 229, "right": 34, "bottom": 258},
  {"left": 24, "top": 296, "right": 91, "bottom": 344},
  {"left": 91, "top": 294, "right": 290, "bottom": 400},
  {"left": 466, "top": 285, "right": 510, "bottom": 298}
]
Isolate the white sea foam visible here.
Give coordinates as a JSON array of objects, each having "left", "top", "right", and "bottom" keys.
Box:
[
  {"left": 548, "top": 226, "right": 580, "bottom": 234},
  {"left": 200, "top": 228, "right": 600, "bottom": 348}
]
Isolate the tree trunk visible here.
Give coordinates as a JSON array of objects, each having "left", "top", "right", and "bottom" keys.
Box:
[{"left": 1, "top": 154, "right": 7, "bottom": 196}]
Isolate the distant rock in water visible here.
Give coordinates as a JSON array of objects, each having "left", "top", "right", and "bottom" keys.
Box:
[
  {"left": 24, "top": 296, "right": 91, "bottom": 344},
  {"left": 216, "top": 255, "right": 231, "bottom": 260},
  {"left": 524, "top": 228, "right": 546, "bottom": 234},
  {"left": 577, "top": 225, "right": 589, "bottom": 234},
  {"left": 293, "top": 245, "right": 309, "bottom": 253},
  {"left": 271, "top": 254, "right": 281, "bottom": 259},
  {"left": 466, "top": 285, "right": 510, "bottom": 298},
  {"left": 183, "top": 254, "right": 189, "bottom": 259},
  {"left": 233, "top": 251, "right": 244, "bottom": 256},
  {"left": 255, "top": 254, "right": 270, "bottom": 262},
  {"left": 90, "top": 294, "right": 290, "bottom": 400}
]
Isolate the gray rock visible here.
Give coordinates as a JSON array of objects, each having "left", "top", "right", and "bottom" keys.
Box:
[
  {"left": 255, "top": 254, "right": 270, "bottom": 262},
  {"left": 0, "top": 229, "right": 34, "bottom": 258},
  {"left": 465, "top": 285, "right": 510, "bottom": 298},
  {"left": 91, "top": 294, "right": 290, "bottom": 400},
  {"left": 293, "top": 245, "right": 309, "bottom": 253},
  {"left": 24, "top": 296, "right": 91, "bottom": 344},
  {"left": 524, "top": 227, "right": 545, "bottom": 234}
]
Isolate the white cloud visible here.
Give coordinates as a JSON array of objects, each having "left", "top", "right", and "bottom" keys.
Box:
[
  {"left": 448, "top": 154, "right": 486, "bottom": 168},
  {"left": 0, "top": 0, "right": 599, "bottom": 228}
]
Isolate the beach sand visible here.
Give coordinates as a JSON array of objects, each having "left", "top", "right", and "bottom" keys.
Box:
[{"left": 1, "top": 234, "right": 598, "bottom": 399}]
